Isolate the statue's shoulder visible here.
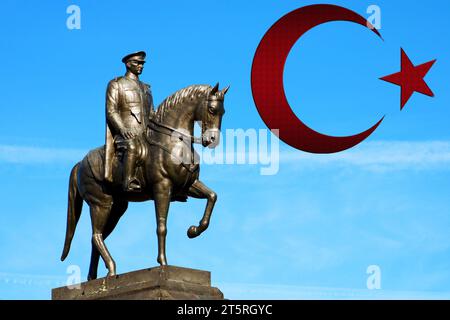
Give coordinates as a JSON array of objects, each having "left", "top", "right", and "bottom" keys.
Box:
[
  {"left": 142, "top": 81, "right": 152, "bottom": 92},
  {"left": 107, "top": 76, "right": 123, "bottom": 88},
  {"left": 114, "top": 76, "right": 126, "bottom": 83}
]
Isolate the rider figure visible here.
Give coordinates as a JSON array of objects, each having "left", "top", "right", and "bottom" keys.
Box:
[{"left": 104, "top": 51, "right": 154, "bottom": 192}]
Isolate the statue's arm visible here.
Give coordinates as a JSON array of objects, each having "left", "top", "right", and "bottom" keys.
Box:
[
  {"left": 147, "top": 84, "right": 155, "bottom": 117},
  {"left": 106, "top": 80, "right": 125, "bottom": 135},
  {"left": 150, "top": 92, "right": 155, "bottom": 113}
]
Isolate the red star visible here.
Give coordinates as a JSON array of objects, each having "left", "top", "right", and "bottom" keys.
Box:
[{"left": 380, "top": 48, "right": 436, "bottom": 110}]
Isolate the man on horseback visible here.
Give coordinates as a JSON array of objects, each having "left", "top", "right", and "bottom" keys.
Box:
[
  {"left": 62, "top": 78, "right": 229, "bottom": 280},
  {"left": 104, "top": 51, "right": 154, "bottom": 192}
]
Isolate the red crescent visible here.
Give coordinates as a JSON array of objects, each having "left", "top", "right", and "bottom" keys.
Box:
[{"left": 251, "top": 4, "right": 384, "bottom": 153}]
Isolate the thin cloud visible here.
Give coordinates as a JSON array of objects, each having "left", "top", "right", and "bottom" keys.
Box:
[
  {"left": 3, "top": 141, "right": 450, "bottom": 172},
  {"left": 0, "top": 145, "right": 86, "bottom": 164},
  {"left": 217, "top": 282, "right": 450, "bottom": 300},
  {"left": 0, "top": 271, "right": 66, "bottom": 288},
  {"left": 280, "top": 141, "right": 450, "bottom": 172}
]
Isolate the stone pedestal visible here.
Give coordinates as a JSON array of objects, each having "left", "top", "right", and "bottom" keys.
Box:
[{"left": 52, "top": 266, "right": 224, "bottom": 300}]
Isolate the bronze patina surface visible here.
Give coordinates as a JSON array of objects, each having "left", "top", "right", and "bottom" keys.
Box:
[{"left": 61, "top": 51, "right": 229, "bottom": 281}]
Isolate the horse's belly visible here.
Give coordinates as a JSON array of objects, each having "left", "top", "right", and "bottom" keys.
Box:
[{"left": 123, "top": 192, "right": 153, "bottom": 202}]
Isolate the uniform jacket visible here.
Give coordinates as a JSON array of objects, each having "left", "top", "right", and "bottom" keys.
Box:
[{"left": 104, "top": 74, "right": 154, "bottom": 182}]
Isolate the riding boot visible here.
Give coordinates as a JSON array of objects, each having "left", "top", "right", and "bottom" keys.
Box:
[{"left": 123, "top": 152, "right": 141, "bottom": 192}]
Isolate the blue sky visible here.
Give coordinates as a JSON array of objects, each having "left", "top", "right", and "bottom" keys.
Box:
[{"left": 1, "top": 0, "right": 450, "bottom": 299}]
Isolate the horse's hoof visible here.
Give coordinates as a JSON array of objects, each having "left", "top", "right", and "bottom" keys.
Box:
[
  {"left": 87, "top": 274, "right": 97, "bottom": 281},
  {"left": 106, "top": 271, "right": 116, "bottom": 278},
  {"left": 187, "top": 226, "right": 199, "bottom": 238},
  {"left": 157, "top": 256, "right": 167, "bottom": 266}
]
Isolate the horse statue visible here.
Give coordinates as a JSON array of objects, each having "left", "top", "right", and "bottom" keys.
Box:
[{"left": 60, "top": 83, "right": 228, "bottom": 280}]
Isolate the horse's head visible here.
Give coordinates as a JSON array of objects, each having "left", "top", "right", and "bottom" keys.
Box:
[{"left": 199, "top": 83, "right": 229, "bottom": 148}]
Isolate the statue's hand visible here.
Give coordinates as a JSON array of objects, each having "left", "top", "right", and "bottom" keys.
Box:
[{"left": 120, "top": 128, "right": 136, "bottom": 140}]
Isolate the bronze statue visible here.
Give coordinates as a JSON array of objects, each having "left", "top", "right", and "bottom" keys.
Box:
[{"left": 60, "top": 51, "right": 229, "bottom": 280}]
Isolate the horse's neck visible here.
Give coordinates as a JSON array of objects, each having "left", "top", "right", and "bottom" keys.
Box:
[{"left": 160, "top": 101, "right": 201, "bottom": 135}]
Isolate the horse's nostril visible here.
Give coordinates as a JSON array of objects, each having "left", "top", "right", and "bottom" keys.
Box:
[{"left": 211, "top": 136, "right": 215, "bottom": 141}]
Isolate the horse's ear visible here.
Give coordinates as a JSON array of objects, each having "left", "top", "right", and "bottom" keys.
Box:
[
  {"left": 210, "top": 82, "right": 219, "bottom": 95},
  {"left": 221, "top": 85, "right": 230, "bottom": 95}
]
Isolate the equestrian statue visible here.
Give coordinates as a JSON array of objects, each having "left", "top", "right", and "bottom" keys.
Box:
[{"left": 60, "top": 51, "right": 229, "bottom": 280}]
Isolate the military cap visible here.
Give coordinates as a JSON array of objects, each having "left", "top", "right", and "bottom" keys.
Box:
[{"left": 121, "top": 51, "right": 146, "bottom": 63}]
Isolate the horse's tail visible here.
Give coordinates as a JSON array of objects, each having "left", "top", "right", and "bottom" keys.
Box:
[{"left": 61, "top": 162, "right": 83, "bottom": 261}]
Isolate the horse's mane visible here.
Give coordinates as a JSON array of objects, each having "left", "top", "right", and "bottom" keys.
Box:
[{"left": 155, "top": 84, "right": 212, "bottom": 122}]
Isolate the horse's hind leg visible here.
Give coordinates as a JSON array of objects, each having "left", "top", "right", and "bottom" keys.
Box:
[
  {"left": 88, "top": 201, "right": 128, "bottom": 280},
  {"left": 186, "top": 180, "right": 217, "bottom": 238},
  {"left": 89, "top": 204, "right": 117, "bottom": 277},
  {"left": 87, "top": 243, "right": 100, "bottom": 281}
]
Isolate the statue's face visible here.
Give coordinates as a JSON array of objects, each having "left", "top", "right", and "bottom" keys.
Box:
[{"left": 127, "top": 60, "right": 145, "bottom": 75}]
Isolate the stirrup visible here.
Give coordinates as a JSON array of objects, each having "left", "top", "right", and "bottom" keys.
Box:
[{"left": 123, "top": 179, "right": 141, "bottom": 192}]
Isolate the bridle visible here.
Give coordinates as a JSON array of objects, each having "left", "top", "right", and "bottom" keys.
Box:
[
  {"left": 147, "top": 93, "right": 223, "bottom": 145},
  {"left": 148, "top": 118, "right": 202, "bottom": 144}
]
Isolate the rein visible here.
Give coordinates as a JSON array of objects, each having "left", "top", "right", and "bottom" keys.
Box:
[{"left": 148, "top": 118, "right": 202, "bottom": 144}]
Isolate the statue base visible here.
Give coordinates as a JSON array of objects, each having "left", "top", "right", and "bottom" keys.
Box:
[{"left": 52, "top": 265, "right": 224, "bottom": 300}]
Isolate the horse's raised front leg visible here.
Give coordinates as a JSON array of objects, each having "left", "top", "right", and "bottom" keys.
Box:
[
  {"left": 153, "top": 180, "right": 172, "bottom": 266},
  {"left": 187, "top": 180, "right": 217, "bottom": 238}
]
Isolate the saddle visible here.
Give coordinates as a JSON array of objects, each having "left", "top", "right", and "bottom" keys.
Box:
[
  {"left": 85, "top": 146, "right": 189, "bottom": 202},
  {"left": 86, "top": 142, "right": 147, "bottom": 192}
]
